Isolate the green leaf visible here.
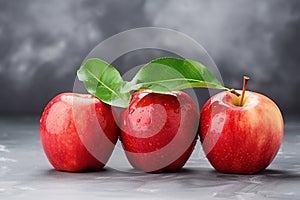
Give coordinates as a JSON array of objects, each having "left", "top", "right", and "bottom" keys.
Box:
[
  {"left": 77, "top": 58, "right": 130, "bottom": 108},
  {"left": 123, "top": 57, "right": 225, "bottom": 93}
]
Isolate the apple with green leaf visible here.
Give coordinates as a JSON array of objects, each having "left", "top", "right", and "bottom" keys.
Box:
[
  {"left": 117, "top": 57, "right": 226, "bottom": 173},
  {"left": 40, "top": 59, "right": 129, "bottom": 172},
  {"left": 199, "top": 77, "right": 284, "bottom": 174},
  {"left": 40, "top": 58, "right": 130, "bottom": 173}
]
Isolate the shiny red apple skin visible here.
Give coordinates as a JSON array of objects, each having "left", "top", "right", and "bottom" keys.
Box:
[
  {"left": 120, "top": 90, "right": 199, "bottom": 173},
  {"left": 200, "top": 90, "right": 284, "bottom": 174},
  {"left": 40, "top": 93, "right": 118, "bottom": 172}
]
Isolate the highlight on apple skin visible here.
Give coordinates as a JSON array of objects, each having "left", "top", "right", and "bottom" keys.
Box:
[
  {"left": 40, "top": 92, "right": 119, "bottom": 172},
  {"left": 120, "top": 90, "right": 199, "bottom": 173},
  {"left": 199, "top": 90, "right": 284, "bottom": 174}
]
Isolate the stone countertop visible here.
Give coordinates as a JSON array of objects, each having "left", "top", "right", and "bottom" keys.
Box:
[{"left": 0, "top": 117, "right": 299, "bottom": 200}]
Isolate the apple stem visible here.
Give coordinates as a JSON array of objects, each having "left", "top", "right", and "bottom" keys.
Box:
[{"left": 239, "top": 76, "right": 250, "bottom": 106}]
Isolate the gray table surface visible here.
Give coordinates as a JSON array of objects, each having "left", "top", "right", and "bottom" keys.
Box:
[{"left": 0, "top": 117, "right": 299, "bottom": 200}]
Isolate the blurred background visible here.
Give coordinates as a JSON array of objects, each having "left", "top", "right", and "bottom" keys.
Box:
[{"left": 0, "top": 0, "right": 299, "bottom": 119}]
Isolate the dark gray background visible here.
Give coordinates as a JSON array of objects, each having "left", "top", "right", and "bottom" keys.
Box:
[{"left": 0, "top": 0, "right": 299, "bottom": 118}]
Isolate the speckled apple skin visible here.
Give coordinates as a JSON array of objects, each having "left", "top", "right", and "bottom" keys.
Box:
[
  {"left": 200, "top": 91, "right": 284, "bottom": 174},
  {"left": 120, "top": 90, "right": 199, "bottom": 173},
  {"left": 40, "top": 93, "right": 118, "bottom": 172}
]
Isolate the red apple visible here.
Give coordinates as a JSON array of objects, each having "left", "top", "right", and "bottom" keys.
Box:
[
  {"left": 40, "top": 93, "right": 118, "bottom": 172},
  {"left": 120, "top": 90, "right": 199, "bottom": 173},
  {"left": 200, "top": 90, "right": 284, "bottom": 174}
]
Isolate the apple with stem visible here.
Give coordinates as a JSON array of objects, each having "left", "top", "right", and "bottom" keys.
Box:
[
  {"left": 40, "top": 93, "right": 118, "bottom": 172},
  {"left": 120, "top": 90, "right": 199, "bottom": 173},
  {"left": 200, "top": 76, "right": 284, "bottom": 174}
]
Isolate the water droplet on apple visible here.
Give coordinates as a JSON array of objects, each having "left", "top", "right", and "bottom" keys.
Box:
[
  {"left": 145, "top": 118, "right": 151, "bottom": 125},
  {"left": 129, "top": 109, "right": 135, "bottom": 114}
]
